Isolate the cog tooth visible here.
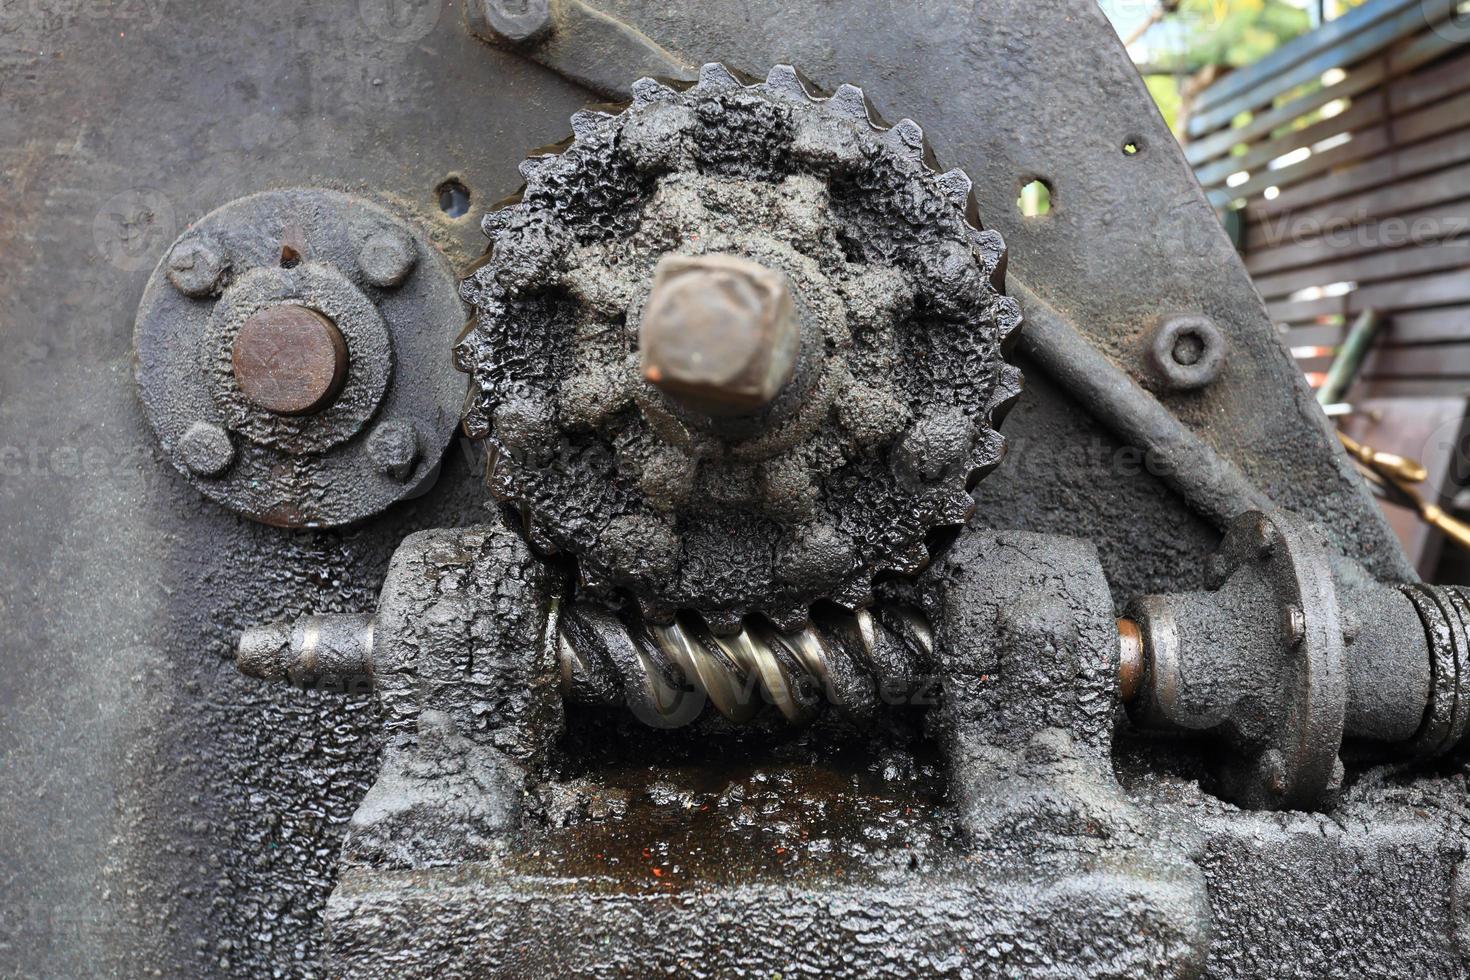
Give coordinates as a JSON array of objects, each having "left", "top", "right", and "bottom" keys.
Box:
[
  {"left": 702, "top": 607, "right": 744, "bottom": 637},
  {"left": 829, "top": 83, "right": 872, "bottom": 122},
  {"left": 569, "top": 109, "right": 610, "bottom": 141},
  {"left": 767, "top": 604, "right": 810, "bottom": 633},
  {"left": 517, "top": 155, "right": 555, "bottom": 181},
  {"left": 891, "top": 542, "right": 931, "bottom": 576},
  {"left": 481, "top": 208, "right": 514, "bottom": 239},
  {"left": 995, "top": 296, "right": 1023, "bottom": 352},
  {"left": 631, "top": 76, "right": 678, "bottom": 104},
  {"left": 697, "top": 62, "right": 742, "bottom": 90},
  {"left": 887, "top": 118, "right": 925, "bottom": 153},
  {"left": 967, "top": 227, "right": 1008, "bottom": 289},
  {"left": 763, "top": 64, "right": 810, "bottom": 100},
  {"left": 986, "top": 364, "right": 1024, "bottom": 430},
  {"left": 936, "top": 168, "right": 974, "bottom": 209},
  {"left": 939, "top": 488, "right": 977, "bottom": 525}
]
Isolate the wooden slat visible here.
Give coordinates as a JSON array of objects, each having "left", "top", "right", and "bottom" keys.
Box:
[
  {"left": 1208, "top": 126, "right": 1392, "bottom": 208},
  {"left": 1283, "top": 322, "right": 1350, "bottom": 347},
  {"left": 1362, "top": 343, "right": 1470, "bottom": 376},
  {"left": 1244, "top": 199, "right": 1470, "bottom": 276},
  {"left": 1244, "top": 126, "right": 1470, "bottom": 221},
  {"left": 1197, "top": 46, "right": 1470, "bottom": 194},
  {"left": 1252, "top": 237, "right": 1470, "bottom": 300},
  {"left": 1185, "top": 7, "right": 1461, "bottom": 168},
  {"left": 1244, "top": 160, "right": 1470, "bottom": 251},
  {"left": 1386, "top": 304, "right": 1470, "bottom": 343},
  {"left": 1267, "top": 267, "right": 1470, "bottom": 326},
  {"left": 1352, "top": 377, "right": 1470, "bottom": 397},
  {"left": 1187, "top": 0, "right": 1443, "bottom": 137},
  {"left": 1268, "top": 294, "right": 1348, "bottom": 325},
  {"left": 1194, "top": 94, "right": 1382, "bottom": 191},
  {"left": 1206, "top": 89, "right": 1470, "bottom": 206}
]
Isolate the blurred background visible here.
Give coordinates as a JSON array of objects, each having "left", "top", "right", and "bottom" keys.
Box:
[{"left": 1099, "top": 0, "right": 1470, "bottom": 581}]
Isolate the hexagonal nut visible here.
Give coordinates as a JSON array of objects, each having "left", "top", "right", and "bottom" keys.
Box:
[
  {"left": 367, "top": 421, "right": 419, "bottom": 481},
  {"left": 358, "top": 228, "right": 418, "bottom": 289},
  {"left": 177, "top": 421, "right": 235, "bottom": 478},
  {"left": 639, "top": 253, "right": 800, "bottom": 416},
  {"left": 167, "top": 237, "right": 230, "bottom": 298},
  {"left": 477, "top": 0, "right": 555, "bottom": 46}
]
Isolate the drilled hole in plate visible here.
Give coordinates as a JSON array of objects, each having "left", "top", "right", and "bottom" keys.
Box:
[
  {"left": 1123, "top": 139, "right": 1142, "bottom": 156},
  {"left": 437, "top": 179, "right": 471, "bottom": 218},
  {"left": 1017, "top": 179, "right": 1051, "bottom": 217}
]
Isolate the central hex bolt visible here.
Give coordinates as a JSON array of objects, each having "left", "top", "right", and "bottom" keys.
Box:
[
  {"left": 639, "top": 253, "right": 800, "bottom": 417},
  {"left": 232, "top": 305, "right": 349, "bottom": 416}
]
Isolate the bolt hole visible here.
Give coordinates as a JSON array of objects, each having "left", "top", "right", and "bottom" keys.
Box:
[
  {"left": 279, "top": 245, "right": 301, "bottom": 269},
  {"left": 1171, "top": 330, "right": 1205, "bottom": 366},
  {"left": 437, "top": 179, "right": 471, "bottom": 218},
  {"left": 1123, "top": 139, "right": 1142, "bottom": 156},
  {"left": 1017, "top": 179, "right": 1051, "bottom": 217}
]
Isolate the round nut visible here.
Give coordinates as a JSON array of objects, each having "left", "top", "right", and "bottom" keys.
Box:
[
  {"left": 231, "top": 305, "right": 350, "bottom": 416},
  {"left": 480, "top": 0, "right": 554, "bottom": 46},
  {"left": 167, "top": 237, "right": 229, "bottom": 298},
  {"left": 1149, "top": 314, "right": 1225, "bottom": 391},
  {"left": 367, "top": 420, "right": 420, "bottom": 481},
  {"left": 177, "top": 421, "right": 235, "bottom": 478},
  {"left": 359, "top": 229, "right": 418, "bottom": 288}
]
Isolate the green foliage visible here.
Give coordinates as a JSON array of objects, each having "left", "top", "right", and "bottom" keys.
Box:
[{"left": 1170, "top": 0, "right": 1312, "bottom": 69}]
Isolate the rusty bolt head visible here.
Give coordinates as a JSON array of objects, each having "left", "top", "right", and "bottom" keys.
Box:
[
  {"left": 1281, "top": 603, "right": 1306, "bottom": 649},
  {"left": 167, "top": 237, "right": 229, "bottom": 298},
  {"left": 480, "top": 0, "right": 554, "bottom": 46},
  {"left": 359, "top": 228, "right": 417, "bottom": 289},
  {"left": 177, "top": 421, "right": 235, "bottom": 478},
  {"left": 367, "top": 420, "right": 419, "bottom": 481},
  {"left": 231, "top": 305, "right": 349, "bottom": 416},
  {"left": 639, "top": 253, "right": 800, "bottom": 417}
]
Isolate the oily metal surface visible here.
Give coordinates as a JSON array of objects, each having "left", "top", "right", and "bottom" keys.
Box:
[
  {"left": 0, "top": 0, "right": 1432, "bottom": 977},
  {"left": 592, "top": 0, "right": 1411, "bottom": 587},
  {"left": 0, "top": 5, "right": 593, "bottom": 976}
]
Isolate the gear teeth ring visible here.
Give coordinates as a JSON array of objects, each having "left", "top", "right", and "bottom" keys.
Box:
[{"left": 455, "top": 62, "right": 1024, "bottom": 633}]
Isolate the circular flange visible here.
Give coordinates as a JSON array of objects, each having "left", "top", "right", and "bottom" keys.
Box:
[
  {"left": 134, "top": 188, "right": 465, "bottom": 528},
  {"left": 1212, "top": 511, "right": 1347, "bottom": 809}
]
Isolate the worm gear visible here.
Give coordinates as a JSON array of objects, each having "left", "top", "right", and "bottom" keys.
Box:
[{"left": 456, "top": 63, "right": 1023, "bottom": 633}]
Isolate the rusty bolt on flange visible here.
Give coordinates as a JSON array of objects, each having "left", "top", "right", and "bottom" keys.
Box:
[
  {"left": 358, "top": 229, "right": 418, "bottom": 288},
  {"left": 167, "top": 237, "right": 229, "bottom": 298},
  {"left": 639, "top": 253, "right": 800, "bottom": 417},
  {"left": 367, "top": 420, "right": 420, "bottom": 481},
  {"left": 176, "top": 421, "right": 235, "bottom": 478},
  {"left": 231, "top": 305, "right": 350, "bottom": 416}
]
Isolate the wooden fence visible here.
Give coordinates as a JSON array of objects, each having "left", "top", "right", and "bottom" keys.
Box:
[{"left": 1186, "top": 0, "right": 1470, "bottom": 398}]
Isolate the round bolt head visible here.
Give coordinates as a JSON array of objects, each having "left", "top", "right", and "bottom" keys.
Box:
[
  {"left": 481, "top": 0, "right": 554, "bottom": 45},
  {"left": 177, "top": 421, "right": 235, "bottom": 478},
  {"left": 167, "top": 237, "right": 229, "bottom": 298},
  {"left": 367, "top": 420, "right": 419, "bottom": 480},
  {"left": 231, "top": 305, "right": 349, "bottom": 416},
  {"left": 639, "top": 253, "right": 800, "bottom": 417},
  {"left": 359, "top": 228, "right": 418, "bottom": 289}
]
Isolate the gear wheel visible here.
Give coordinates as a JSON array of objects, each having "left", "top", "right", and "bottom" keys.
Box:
[{"left": 456, "top": 63, "right": 1022, "bottom": 633}]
